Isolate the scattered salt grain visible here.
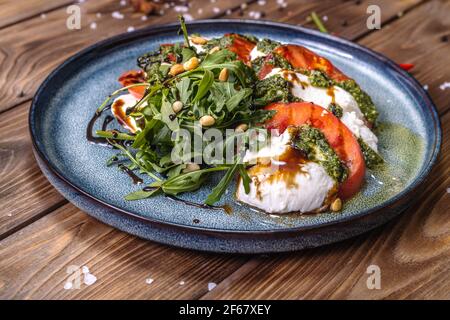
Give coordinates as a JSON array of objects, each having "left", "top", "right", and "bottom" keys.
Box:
[
  {"left": 90, "top": 22, "right": 97, "bottom": 30},
  {"left": 40, "top": 13, "right": 47, "bottom": 19},
  {"left": 322, "top": 15, "right": 328, "bottom": 21},
  {"left": 258, "top": 0, "right": 266, "bottom": 5},
  {"left": 447, "top": 187, "right": 450, "bottom": 194},
  {"left": 423, "top": 84, "right": 429, "bottom": 90},
  {"left": 96, "top": 12, "right": 102, "bottom": 18},
  {"left": 179, "top": 281, "right": 185, "bottom": 285},
  {"left": 112, "top": 11, "right": 124, "bottom": 19},
  {"left": 183, "top": 14, "right": 194, "bottom": 21},
  {"left": 225, "top": 9, "right": 232, "bottom": 15},
  {"left": 208, "top": 282, "right": 217, "bottom": 291},
  {"left": 174, "top": 5, "right": 189, "bottom": 13},
  {"left": 127, "top": 26, "right": 135, "bottom": 32},
  {"left": 7, "top": 214, "right": 12, "bottom": 217},
  {"left": 213, "top": 7, "right": 221, "bottom": 14},
  {"left": 82, "top": 266, "right": 90, "bottom": 274},
  {"left": 210, "top": 0, "right": 217, "bottom": 3},
  {"left": 241, "top": 3, "right": 248, "bottom": 10},
  {"left": 439, "top": 82, "right": 450, "bottom": 91},
  {"left": 141, "top": 15, "right": 148, "bottom": 21},
  {"left": 84, "top": 273, "right": 97, "bottom": 286},
  {"left": 197, "top": 8, "right": 203, "bottom": 15},
  {"left": 64, "top": 281, "right": 73, "bottom": 290},
  {"left": 120, "top": 0, "right": 127, "bottom": 6},
  {"left": 145, "top": 278, "right": 154, "bottom": 285}
]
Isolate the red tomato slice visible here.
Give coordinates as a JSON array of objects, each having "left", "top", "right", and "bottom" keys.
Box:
[
  {"left": 225, "top": 34, "right": 256, "bottom": 63},
  {"left": 118, "top": 70, "right": 146, "bottom": 100},
  {"left": 257, "top": 55, "right": 276, "bottom": 79},
  {"left": 274, "top": 45, "right": 349, "bottom": 82},
  {"left": 264, "top": 102, "right": 365, "bottom": 199}
]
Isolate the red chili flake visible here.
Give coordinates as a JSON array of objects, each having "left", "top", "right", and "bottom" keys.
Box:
[{"left": 399, "top": 63, "right": 414, "bottom": 71}]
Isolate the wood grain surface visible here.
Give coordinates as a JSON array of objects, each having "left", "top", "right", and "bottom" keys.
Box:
[{"left": 0, "top": 0, "right": 448, "bottom": 300}]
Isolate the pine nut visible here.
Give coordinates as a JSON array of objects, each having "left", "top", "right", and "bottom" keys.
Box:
[
  {"left": 235, "top": 123, "right": 248, "bottom": 133},
  {"left": 199, "top": 115, "right": 215, "bottom": 127},
  {"left": 172, "top": 101, "right": 183, "bottom": 113},
  {"left": 330, "top": 198, "right": 342, "bottom": 212},
  {"left": 183, "top": 57, "right": 199, "bottom": 71},
  {"left": 190, "top": 36, "right": 208, "bottom": 45},
  {"left": 219, "top": 68, "right": 229, "bottom": 82},
  {"left": 209, "top": 46, "right": 220, "bottom": 54},
  {"left": 183, "top": 163, "right": 200, "bottom": 173},
  {"left": 169, "top": 64, "right": 185, "bottom": 76}
]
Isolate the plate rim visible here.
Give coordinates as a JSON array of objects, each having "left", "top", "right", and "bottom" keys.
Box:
[{"left": 29, "top": 19, "right": 442, "bottom": 235}]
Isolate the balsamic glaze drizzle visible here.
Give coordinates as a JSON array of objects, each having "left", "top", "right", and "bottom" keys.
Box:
[{"left": 119, "top": 164, "right": 143, "bottom": 185}]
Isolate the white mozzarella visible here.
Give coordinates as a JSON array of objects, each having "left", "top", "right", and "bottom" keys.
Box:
[
  {"left": 250, "top": 46, "right": 267, "bottom": 61},
  {"left": 111, "top": 94, "right": 140, "bottom": 133},
  {"left": 236, "top": 129, "right": 336, "bottom": 214},
  {"left": 189, "top": 37, "right": 207, "bottom": 54},
  {"left": 264, "top": 69, "right": 378, "bottom": 152},
  {"left": 236, "top": 161, "right": 336, "bottom": 214}
]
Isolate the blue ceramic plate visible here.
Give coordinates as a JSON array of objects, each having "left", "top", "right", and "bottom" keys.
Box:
[{"left": 30, "top": 20, "right": 441, "bottom": 253}]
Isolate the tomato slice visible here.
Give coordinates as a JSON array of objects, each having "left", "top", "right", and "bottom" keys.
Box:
[
  {"left": 225, "top": 34, "right": 256, "bottom": 63},
  {"left": 274, "top": 45, "right": 349, "bottom": 82},
  {"left": 118, "top": 70, "right": 146, "bottom": 100},
  {"left": 257, "top": 55, "right": 276, "bottom": 79},
  {"left": 264, "top": 102, "right": 365, "bottom": 199}
]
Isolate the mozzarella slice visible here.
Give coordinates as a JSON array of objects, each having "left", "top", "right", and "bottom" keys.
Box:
[
  {"left": 189, "top": 37, "right": 207, "bottom": 54},
  {"left": 236, "top": 129, "right": 337, "bottom": 214},
  {"left": 250, "top": 46, "right": 267, "bottom": 61},
  {"left": 265, "top": 69, "right": 379, "bottom": 152},
  {"left": 111, "top": 94, "right": 140, "bottom": 133}
]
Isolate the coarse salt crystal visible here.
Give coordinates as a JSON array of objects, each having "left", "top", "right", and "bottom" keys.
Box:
[
  {"left": 82, "top": 266, "right": 89, "bottom": 274},
  {"left": 183, "top": 14, "right": 194, "bottom": 21},
  {"left": 174, "top": 5, "right": 188, "bottom": 13},
  {"left": 127, "top": 26, "right": 135, "bottom": 32},
  {"left": 213, "top": 7, "right": 220, "bottom": 14},
  {"left": 90, "top": 22, "right": 97, "bottom": 30},
  {"left": 179, "top": 281, "right": 185, "bottom": 285},
  {"left": 40, "top": 13, "right": 47, "bottom": 19},
  {"left": 141, "top": 15, "right": 148, "bottom": 21},
  {"left": 197, "top": 8, "right": 203, "bottom": 15},
  {"left": 447, "top": 187, "right": 450, "bottom": 193},
  {"left": 225, "top": 9, "right": 232, "bottom": 15},
  {"left": 323, "top": 15, "right": 328, "bottom": 21},
  {"left": 96, "top": 12, "right": 102, "bottom": 18},
  {"left": 112, "top": 11, "right": 124, "bottom": 19},
  {"left": 258, "top": 0, "right": 266, "bottom": 5},
  {"left": 64, "top": 281, "right": 73, "bottom": 290},
  {"left": 208, "top": 282, "right": 217, "bottom": 291},
  {"left": 439, "top": 82, "right": 450, "bottom": 90},
  {"left": 423, "top": 84, "right": 429, "bottom": 90},
  {"left": 84, "top": 273, "right": 97, "bottom": 286},
  {"left": 145, "top": 278, "right": 154, "bottom": 284},
  {"left": 120, "top": 0, "right": 127, "bottom": 6}
]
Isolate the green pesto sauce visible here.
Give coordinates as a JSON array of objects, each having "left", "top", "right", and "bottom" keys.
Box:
[
  {"left": 308, "top": 70, "right": 333, "bottom": 88},
  {"left": 253, "top": 75, "right": 301, "bottom": 106},
  {"left": 358, "top": 138, "right": 383, "bottom": 169},
  {"left": 327, "top": 103, "right": 343, "bottom": 118},
  {"left": 293, "top": 125, "right": 348, "bottom": 183},
  {"left": 256, "top": 38, "right": 281, "bottom": 54},
  {"left": 335, "top": 79, "right": 378, "bottom": 124}
]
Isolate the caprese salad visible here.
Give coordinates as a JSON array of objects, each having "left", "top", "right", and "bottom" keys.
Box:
[{"left": 89, "top": 18, "right": 383, "bottom": 215}]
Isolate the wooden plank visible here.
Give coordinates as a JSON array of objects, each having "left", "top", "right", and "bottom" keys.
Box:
[
  {"left": 229, "top": 0, "right": 423, "bottom": 40},
  {"left": 0, "top": 0, "right": 252, "bottom": 113},
  {"left": 0, "top": 0, "right": 74, "bottom": 29},
  {"left": 0, "top": 204, "right": 248, "bottom": 299},
  {"left": 359, "top": 0, "right": 450, "bottom": 115},
  {"left": 203, "top": 111, "right": 450, "bottom": 300},
  {"left": 0, "top": 102, "right": 66, "bottom": 240}
]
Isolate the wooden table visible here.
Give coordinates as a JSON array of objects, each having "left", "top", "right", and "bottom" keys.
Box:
[{"left": 0, "top": 0, "right": 449, "bottom": 300}]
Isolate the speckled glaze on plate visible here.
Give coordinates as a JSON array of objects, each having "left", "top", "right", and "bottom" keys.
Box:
[{"left": 30, "top": 20, "right": 441, "bottom": 253}]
